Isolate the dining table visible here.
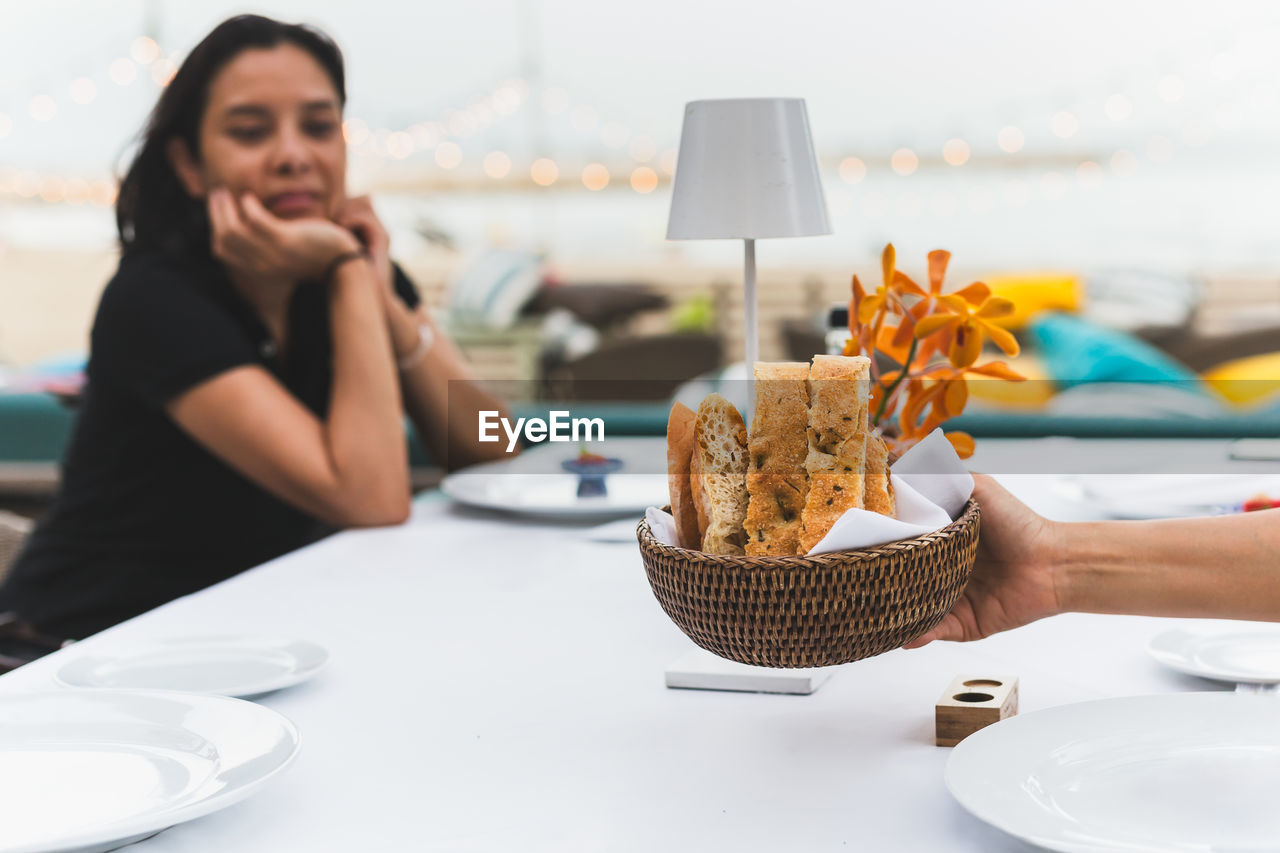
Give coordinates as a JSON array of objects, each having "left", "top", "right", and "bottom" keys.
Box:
[{"left": 2, "top": 436, "right": 1278, "bottom": 852}]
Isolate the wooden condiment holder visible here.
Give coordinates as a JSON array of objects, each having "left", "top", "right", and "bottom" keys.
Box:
[{"left": 935, "top": 675, "right": 1018, "bottom": 747}]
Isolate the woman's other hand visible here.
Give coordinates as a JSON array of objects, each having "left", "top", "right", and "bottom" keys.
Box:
[
  {"left": 334, "top": 195, "right": 424, "bottom": 363},
  {"left": 334, "top": 195, "right": 394, "bottom": 296},
  {"left": 208, "top": 187, "right": 360, "bottom": 281},
  {"left": 904, "top": 473, "right": 1065, "bottom": 648}
]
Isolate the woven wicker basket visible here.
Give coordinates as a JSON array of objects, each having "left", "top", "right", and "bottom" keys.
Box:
[{"left": 637, "top": 499, "right": 981, "bottom": 668}]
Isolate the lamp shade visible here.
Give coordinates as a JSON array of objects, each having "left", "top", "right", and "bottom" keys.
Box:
[{"left": 666, "top": 98, "right": 832, "bottom": 240}]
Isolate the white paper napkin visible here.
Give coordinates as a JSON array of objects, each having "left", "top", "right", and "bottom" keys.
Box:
[
  {"left": 648, "top": 428, "right": 974, "bottom": 554},
  {"left": 645, "top": 505, "right": 680, "bottom": 545},
  {"left": 879, "top": 428, "right": 974, "bottom": 520}
]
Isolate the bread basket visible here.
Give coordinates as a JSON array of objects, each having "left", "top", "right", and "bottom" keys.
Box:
[{"left": 637, "top": 498, "right": 980, "bottom": 668}]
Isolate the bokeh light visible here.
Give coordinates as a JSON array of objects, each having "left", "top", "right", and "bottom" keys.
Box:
[
  {"left": 483, "top": 151, "right": 512, "bottom": 179},
  {"left": 109, "top": 58, "right": 137, "bottom": 86},
  {"left": 839, "top": 156, "right": 866, "bottom": 183},
  {"left": 1110, "top": 149, "right": 1137, "bottom": 176},
  {"left": 531, "top": 158, "right": 559, "bottom": 186},
  {"left": 69, "top": 77, "right": 97, "bottom": 105},
  {"left": 386, "top": 132, "right": 413, "bottom": 159},
  {"left": 942, "top": 139, "right": 970, "bottom": 166},
  {"left": 582, "top": 163, "right": 610, "bottom": 190},
  {"left": 630, "top": 166, "right": 658, "bottom": 193},
  {"left": 29, "top": 95, "right": 56, "bottom": 122},
  {"left": 130, "top": 36, "right": 159, "bottom": 65},
  {"left": 890, "top": 148, "right": 917, "bottom": 176},
  {"left": 1076, "top": 160, "right": 1104, "bottom": 186},
  {"left": 997, "top": 126, "right": 1024, "bottom": 153},
  {"left": 434, "top": 141, "right": 462, "bottom": 169}
]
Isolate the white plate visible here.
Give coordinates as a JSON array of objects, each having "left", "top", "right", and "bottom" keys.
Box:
[
  {"left": 0, "top": 689, "right": 300, "bottom": 853},
  {"left": 1052, "top": 474, "right": 1280, "bottom": 519},
  {"left": 946, "top": 693, "right": 1280, "bottom": 852},
  {"left": 1149, "top": 628, "right": 1280, "bottom": 684},
  {"left": 55, "top": 636, "right": 329, "bottom": 698},
  {"left": 440, "top": 470, "right": 668, "bottom": 520}
]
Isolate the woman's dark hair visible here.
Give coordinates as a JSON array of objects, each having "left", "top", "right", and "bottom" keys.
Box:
[{"left": 115, "top": 15, "right": 346, "bottom": 259}]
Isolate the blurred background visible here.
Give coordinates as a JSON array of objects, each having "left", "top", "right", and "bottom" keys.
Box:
[{"left": 3, "top": 0, "right": 1280, "bottom": 493}]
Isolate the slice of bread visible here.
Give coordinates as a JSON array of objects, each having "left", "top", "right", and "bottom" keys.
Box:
[
  {"left": 690, "top": 444, "right": 708, "bottom": 545},
  {"left": 745, "top": 362, "right": 811, "bottom": 556},
  {"left": 666, "top": 402, "right": 701, "bottom": 549},
  {"left": 799, "top": 355, "right": 871, "bottom": 552},
  {"left": 863, "top": 432, "right": 896, "bottom": 518},
  {"left": 693, "top": 393, "right": 749, "bottom": 555}
]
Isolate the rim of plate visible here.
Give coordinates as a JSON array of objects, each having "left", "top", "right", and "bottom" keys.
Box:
[
  {"left": 1148, "top": 628, "right": 1280, "bottom": 685},
  {"left": 53, "top": 635, "right": 330, "bottom": 698},
  {"left": 1051, "top": 476, "right": 1224, "bottom": 520},
  {"left": 944, "top": 692, "right": 1276, "bottom": 853},
  {"left": 439, "top": 470, "right": 664, "bottom": 517},
  {"left": 1, "top": 689, "right": 301, "bottom": 853}
]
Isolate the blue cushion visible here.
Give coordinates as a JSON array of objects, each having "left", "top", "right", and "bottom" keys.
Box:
[
  {"left": 1028, "top": 313, "right": 1202, "bottom": 390},
  {"left": 0, "top": 392, "right": 76, "bottom": 461}
]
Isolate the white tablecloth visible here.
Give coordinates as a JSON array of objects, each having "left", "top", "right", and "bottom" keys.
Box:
[{"left": 1, "top": 438, "right": 1275, "bottom": 852}]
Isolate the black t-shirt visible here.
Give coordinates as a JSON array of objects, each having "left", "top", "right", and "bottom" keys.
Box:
[{"left": 0, "top": 251, "right": 420, "bottom": 639}]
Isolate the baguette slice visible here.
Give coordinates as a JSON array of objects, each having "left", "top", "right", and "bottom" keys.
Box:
[
  {"left": 799, "top": 354, "right": 871, "bottom": 553},
  {"left": 666, "top": 402, "right": 701, "bottom": 549},
  {"left": 690, "top": 445, "right": 708, "bottom": 545},
  {"left": 863, "top": 432, "right": 896, "bottom": 518},
  {"left": 745, "top": 362, "right": 811, "bottom": 556},
  {"left": 693, "top": 393, "right": 749, "bottom": 555}
]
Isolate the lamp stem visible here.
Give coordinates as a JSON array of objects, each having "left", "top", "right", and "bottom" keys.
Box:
[{"left": 743, "top": 238, "right": 757, "bottom": 420}]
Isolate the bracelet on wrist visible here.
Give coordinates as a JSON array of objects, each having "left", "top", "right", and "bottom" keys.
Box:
[
  {"left": 397, "top": 322, "right": 436, "bottom": 371},
  {"left": 323, "top": 249, "right": 369, "bottom": 284}
]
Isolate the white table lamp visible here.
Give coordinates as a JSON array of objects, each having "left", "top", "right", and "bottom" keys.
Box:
[{"left": 666, "top": 97, "right": 832, "bottom": 404}]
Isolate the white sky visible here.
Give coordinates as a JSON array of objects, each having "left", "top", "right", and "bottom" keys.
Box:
[
  {"left": 2, "top": 1, "right": 1280, "bottom": 269},
  {"left": 3, "top": 0, "right": 1279, "bottom": 171}
]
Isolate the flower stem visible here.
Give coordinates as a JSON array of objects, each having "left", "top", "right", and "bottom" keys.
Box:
[{"left": 873, "top": 337, "right": 918, "bottom": 426}]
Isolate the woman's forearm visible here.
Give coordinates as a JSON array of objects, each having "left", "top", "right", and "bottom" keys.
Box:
[
  {"left": 326, "top": 262, "right": 409, "bottom": 519},
  {"left": 384, "top": 298, "right": 514, "bottom": 470},
  {"left": 1052, "top": 509, "right": 1280, "bottom": 620}
]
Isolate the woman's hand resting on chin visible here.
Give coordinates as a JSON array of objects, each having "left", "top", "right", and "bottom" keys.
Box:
[
  {"left": 208, "top": 187, "right": 361, "bottom": 282},
  {"left": 334, "top": 195, "right": 394, "bottom": 296}
]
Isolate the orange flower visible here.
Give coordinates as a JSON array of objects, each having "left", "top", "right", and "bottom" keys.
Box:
[
  {"left": 848, "top": 244, "right": 1025, "bottom": 460},
  {"left": 845, "top": 277, "right": 872, "bottom": 359},
  {"left": 913, "top": 282, "right": 1019, "bottom": 368},
  {"left": 907, "top": 250, "right": 951, "bottom": 362},
  {"left": 871, "top": 322, "right": 913, "bottom": 366},
  {"left": 892, "top": 249, "right": 948, "bottom": 303},
  {"left": 869, "top": 369, "right": 902, "bottom": 420},
  {"left": 944, "top": 431, "right": 975, "bottom": 459},
  {"left": 850, "top": 274, "right": 886, "bottom": 328},
  {"left": 871, "top": 249, "right": 953, "bottom": 368},
  {"left": 854, "top": 245, "right": 910, "bottom": 331},
  {"left": 897, "top": 362, "right": 1025, "bottom": 440},
  {"left": 898, "top": 372, "right": 959, "bottom": 437},
  {"left": 964, "top": 360, "right": 1027, "bottom": 382}
]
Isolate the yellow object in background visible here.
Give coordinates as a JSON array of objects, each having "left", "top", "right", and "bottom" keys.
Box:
[
  {"left": 982, "top": 273, "right": 1081, "bottom": 329},
  {"left": 965, "top": 353, "right": 1057, "bottom": 409},
  {"left": 1202, "top": 352, "right": 1280, "bottom": 407}
]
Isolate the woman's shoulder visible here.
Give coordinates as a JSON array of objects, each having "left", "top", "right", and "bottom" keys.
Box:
[
  {"left": 96, "top": 251, "right": 229, "bottom": 321},
  {"left": 92, "top": 251, "right": 243, "bottom": 346},
  {"left": 88, "top": 251, "right": 258, "bottom": 390},
  {"left": 105, "top": 250, "right": 220, "bottom": 297}
]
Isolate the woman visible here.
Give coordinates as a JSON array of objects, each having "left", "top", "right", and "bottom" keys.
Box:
[
  {"left": 904, "top": 473, "right": 1280, "bottom": 648},
  {"left": 0, "top": 15, "right": 510, "bottom": 640}
]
